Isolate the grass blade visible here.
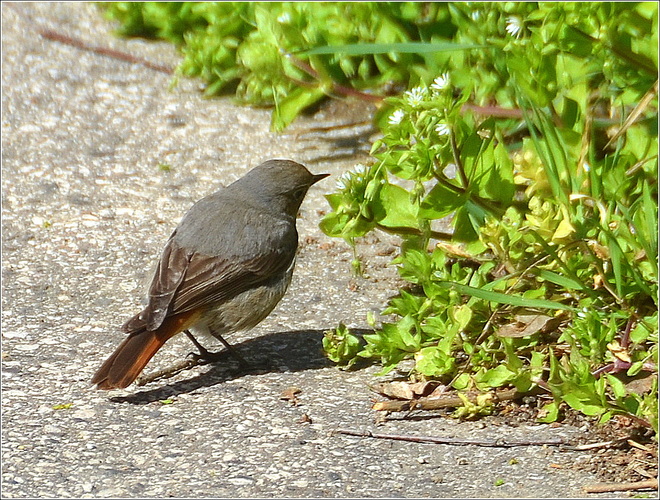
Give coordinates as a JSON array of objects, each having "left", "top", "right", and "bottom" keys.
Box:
[
  {"left": 531, "top": 269, "right": 585, "bottom": 290},
  {"left": 299, "top": 41, "right": 488, "bottom": 56},
  {"left": 433, "top": 280, "right": 577, "bottom": 311}
]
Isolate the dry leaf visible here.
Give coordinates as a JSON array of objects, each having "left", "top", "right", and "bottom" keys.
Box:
[
  {"left": 607, "top": 341, "right": 632, "bottom": 363},
  {"left": 588, "top": 240, "right": 610, "bottom": 260},
  {"left": 435, "top": 241, "right": 474, "bottom": 259},
  {"left": 280, "top": 386, "right": 302, "bottom": 404},
  {"left": 496, "top": 314, "right": 560, "bottom": 338},
  {"left": 624, "top": 373, "right": 657, "bottom": 396},
  {"left": 369, "top": 380, "right": 442, "bottom": 400}
]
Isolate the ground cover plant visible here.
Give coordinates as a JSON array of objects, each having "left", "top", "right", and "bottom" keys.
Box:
[{"left": 100, "top": 2, "right": 658, "bottom": 430}]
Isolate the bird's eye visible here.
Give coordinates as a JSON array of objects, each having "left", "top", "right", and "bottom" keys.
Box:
[{"left": 292, "top": 187, "right": 306, "bottom": 200}]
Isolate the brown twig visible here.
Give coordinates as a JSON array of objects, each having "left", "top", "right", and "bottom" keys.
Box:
[
  {"left": 372, "top": 387, "right": 521, "bottom": 412},
  {"left": 332, "top": 428, "right": 565, "bottom": 448},
  {"left": 284, "top": 50, "right": 534, "bottom": 118},
  {"left": 38, "top": 28, "right": 175, "bottom": 74},
  {"left": 462, "top": 103, "right": 524, "bottom": 119},
  {"left": 136, "top": 356, "right": 206, "bottom": 386},
  {"left": 583, "top": 478, "right": 658, "bottom": 494},
  {"left": 283, "top": 51, "right": 383, "bottom": 103}
]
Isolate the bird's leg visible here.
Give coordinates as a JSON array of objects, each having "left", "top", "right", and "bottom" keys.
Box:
[
  {"left": 184, "top": 329, "right": 249, "bottom": 368},
  {"left": 136, "top": 330, "right": 245, "bottom": 386},
  {"left": 183, "top": 330, "right": 216, "bottom": 360},
  {"left": 206, "top": 329, "right": 250, "bottom": 368}
]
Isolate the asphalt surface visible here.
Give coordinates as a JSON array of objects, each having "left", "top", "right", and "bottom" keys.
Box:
[{"left": 2, "top": 3, "right": 616, "bottom": 498}]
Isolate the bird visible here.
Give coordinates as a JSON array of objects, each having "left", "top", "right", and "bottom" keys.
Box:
[{"left": 91, "top": 159, "right": 328, "bottom": 389}]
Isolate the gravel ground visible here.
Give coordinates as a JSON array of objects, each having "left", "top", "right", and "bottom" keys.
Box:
[{"left": 2, "top": 3, "right": 622, "bottom": 498}]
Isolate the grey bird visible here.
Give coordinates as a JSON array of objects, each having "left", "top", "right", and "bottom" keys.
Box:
[{"left": 91, "top": 159, "right": 328, "bottom": 389}]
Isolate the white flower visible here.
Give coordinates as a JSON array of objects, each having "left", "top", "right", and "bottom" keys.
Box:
[
  {"left": 505, "top": 16, "right": 523, "bottom": 38},
  {"left": 431, "top": 73, "right": 450, "bottom": 92},
  {"left": 404, "top": 86, "right": 427, "bottom": 107},
  {"left": 354, "top": 164, "right": 368, "bottom": 175},
  {"left": 335, "top": 171, "right": 352, "bottom": 190},
  {"left": 336, "top": 164, "right": 368, "bottom": 190},
  {"left": 388, "top": 109, "right": 405, "bottom": 125},
  {"left": 435, "top": 121, "right": 451, "bottom": 136},
  {"left": 277, "top": 12, "right": 291, "bottom": 24}
]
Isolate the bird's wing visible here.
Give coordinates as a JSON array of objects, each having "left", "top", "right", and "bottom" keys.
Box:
[{"left": 122, "top": 230, "right": 296, "bottom": 333}]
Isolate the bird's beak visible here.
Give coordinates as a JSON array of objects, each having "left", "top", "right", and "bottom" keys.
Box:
[{"left": 311, "top": 173, "right": 330, "bottom": 185}]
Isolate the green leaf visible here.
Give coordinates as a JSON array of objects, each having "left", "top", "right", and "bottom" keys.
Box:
[
  {"left": 419, "top": 182, "right": 465, "bottom": 219},
  {"left": 432, "top": 279, "right": 577, "bottom": 311},
  {"left": 528, "top": 230, "right": 597, "bottom": 298},
  {"left": 562, "top": 393, "right": 605, "bottom": 416},
  {"left": 519, "top": 104, "right": 570, "bottom": 206},
  {"left": 271, "top": 86, "right": 326, "bottom": 132},
  {"left": 398, "top": 249, "right": 431, "bottom": 284},
  {"left": 450, "top": 304, "right": 472, "bottom": 331},
  {"left": 451, "top": 205, "right": 480, "bottom": 242},
  {"left": 538, "top": 401, "right": 560, "bottom": 423},
  {"left": 477, "top": 364, "right": 517, "bottom": 388},
  {"left": 396, "top": 315, "right": 421, "bottom": 351},
  {"left": 627, "top": 361, "right": 645, "bottom": 377},
  {"left": 604, "top": 231, "right": 624, "bottom": 299},
  {"left": 323, "top": 323, "right": 362, "bottom": 366},
  {"left": 630, "top": 319, "right": 654, "bottom": 344},
  {"left": 376, "top": 183, "right": 419, "bottom": 229},
  {"left": 415, "top": 346, "right": 455, "bottom": 377},
  {"left": 452, "top": 373, "right": 471, "bottom": 390},
  {"left": 530, "top": 269, "right": 584, "bottom": 290},
  {"left": 488, "top": 141, "right": 515, "bottom": 204},
  {"left": 605, "top": 374, "right": 627, "bottom": 399}
]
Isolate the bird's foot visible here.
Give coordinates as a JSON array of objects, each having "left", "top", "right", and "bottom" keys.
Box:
[{"left": 186, "top": 348, "right": 233, "bottom": 366}]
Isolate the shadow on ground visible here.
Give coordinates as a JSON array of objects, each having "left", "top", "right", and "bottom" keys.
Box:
[{"left": 109, "top": 328, "right": 374, "bottom": 404}]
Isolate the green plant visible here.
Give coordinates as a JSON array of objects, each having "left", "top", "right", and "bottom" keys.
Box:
[
  {"left": 101, "top": 2, "right": 470, "bottom": 130},
  {"left": 321, "top": 2, "right": 657, "bottom": 429}
]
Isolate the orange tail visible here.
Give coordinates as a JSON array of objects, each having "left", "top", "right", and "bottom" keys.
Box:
[{"left": 91, "top": 310, "right": 201, "bottom": 390}]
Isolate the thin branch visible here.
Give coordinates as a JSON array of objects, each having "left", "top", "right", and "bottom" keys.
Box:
[
  {"left": 39, "top": 29, "right": 175, "bottom": 74},
  {"left": 284, "top": 51, "right": 541, "bottom": 119},
  {"left": 621, "top": 317, "right": 634, "bottom": 349},
  {"left": 134, "top": 349, "right": 235, "bottom": 386},
  {"left": 283, "top": 51, "right": 383, "bottom": 102},
  {"left": 449, "top": 128, "right": 469, "bottom": 188},
  {"left": 461, "top": 103, "right": 524, "bottom": 119},
  {"left": 332, "top": 428, "right": 565, "bottom": 448},
  {"left": 602, "top": 79, "right": 658, "bottom": 150},
  {"left": 136, "top": 357, "right": 203, "bottom": 386},
  {"left": 430, "top": 158, "right": 466, "bottom": 195},
  {"left": 583, "top": 479, "right": 658, "bottom": 494}
]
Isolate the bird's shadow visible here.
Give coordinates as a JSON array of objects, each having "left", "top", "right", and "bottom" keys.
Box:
[{"left": 110, "top": 328, "right": 372, "bottom": 405}]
